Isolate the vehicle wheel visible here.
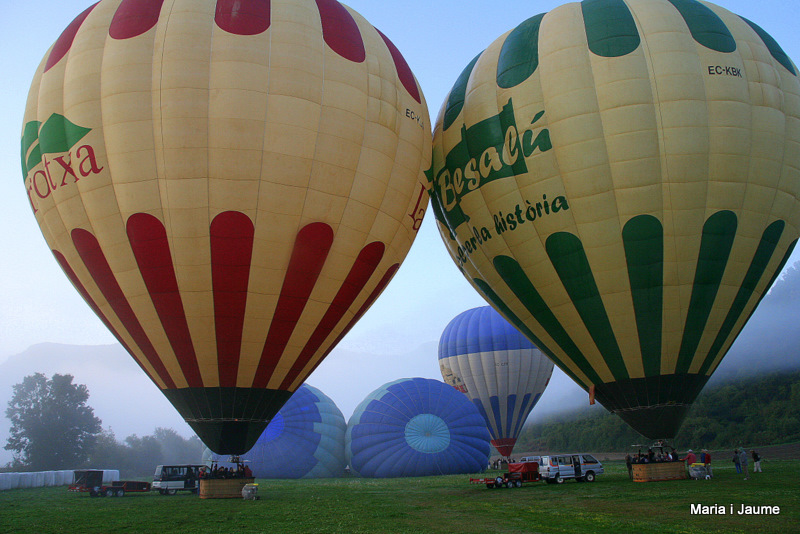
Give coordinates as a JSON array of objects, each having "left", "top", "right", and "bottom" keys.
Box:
[
  {"left": 495, "top": 477, "right": 504, "bottom": 487},
  {"left": 585, "top": 471, "right": 595, "bottom": 483},
  {"left": 554, "top": 475, "right": 564, "bottom": 484},
  {"left": 166, "top": 489, "right": 177, "bottom": 496},
  {"left": 506, "top": 481, "right": 514, "bottom": 488},
  {"left": 104, "top": 488, "right": 114, "bottom": 497},
  {"left": 515, "top": 480, "right": 522, "bottom": 488},
  {"left": 116, "top": 489, "right": 125, "bottom": 497}
]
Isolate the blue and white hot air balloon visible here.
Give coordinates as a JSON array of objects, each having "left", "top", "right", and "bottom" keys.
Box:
[
  {"left": 345, "top": 377, "right": 490, "bottom": 477},
  {"left": 211, "top": 384, "right": 346, "bottom": 478},
  {"left": 439, "top": 306, "right": 554, "bottom": 457}
]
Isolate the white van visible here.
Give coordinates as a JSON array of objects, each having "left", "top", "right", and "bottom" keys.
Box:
[
  {"left": 539, "top": 454, "right": 603, "bottom": 483},
  {"left": 152, "top": 464, "right": 205, "bottom": 495}
]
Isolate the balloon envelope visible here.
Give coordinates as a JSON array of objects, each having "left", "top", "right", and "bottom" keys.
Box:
[
  {"left": 22, "top": 0, "right": 430, "bottom": 453},
  {"left": 428, "top": 0, "right": 800, "bottom": 439},
  {"left": 439, "top": 306, "right": 553, "bottom": 456},
  {"left": 210, "top": 384, "right": 346, "bottom": 478},
  {"left": 345, "top": 378, "right": 491, "bottom": 477}
]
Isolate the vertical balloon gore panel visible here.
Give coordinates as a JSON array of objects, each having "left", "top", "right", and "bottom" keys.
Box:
[
  {"left": 22, "top": 0, "right": 431, "bottom": 454},
  {"left": 429, "top": 0, "right": 800, "bottom": 439}
]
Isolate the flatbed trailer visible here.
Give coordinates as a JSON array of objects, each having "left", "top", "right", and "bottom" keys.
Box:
[
  {"left": 68, "top": 469, "right": 151, "bottom": 497},
  {"left": 470, "top": 461, "right": 541, "bottom": 488}
]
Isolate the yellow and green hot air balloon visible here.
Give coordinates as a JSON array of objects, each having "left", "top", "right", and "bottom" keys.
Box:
[
  {"left": 22, "top": 0, "right": 430, "bottom": 454},
  {"left": 429, "top": 0, "right": 799, "bottom": 439}
]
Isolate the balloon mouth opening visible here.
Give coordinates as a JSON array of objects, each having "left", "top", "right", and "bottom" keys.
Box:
[
  {"left": 611, "top": 404, "right": 691, "bottom": 440},
  {"left": 161, "top": 387, "right": 294, "bottom": 455},
  {"left": 592, "top": 373, "right": 710, "bottom": 439},
  {"left": 491, "top": 438, "right": 517, "bottom": 458},
  {"left": 188, "top": 420, "right": 268, "bottom": 455}
]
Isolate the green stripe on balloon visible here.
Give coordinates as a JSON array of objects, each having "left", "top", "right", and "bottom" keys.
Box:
[
  {"left": 21, "top": 121, "right": 41, "bottom": 178},
  {"left": 698, "top": 220, "right": 785, "bottom": 376},
  {"left": 623, "top": 215, "right": 664, "bottom": 378},
  {"left": 491, "top": 255, "right": 603, "bottom": 385},
  {"left": 443, "top": 53, "right": 482, "bottom": 131},
  {"left": 740, "top": 16, "right": 797, "bottom": 75},
  {"left": 666, "top": 0, "right": 736, "bottom": 53},
  {"left": 496, "top": 13, "right": 545, "bottom": 89},
  {"left": 675, "top": 210, "right": 738, "bottom": 374},
  {"left": 581, "top": 0, "right": 640, "bottom": 58},
  {"left": 472, "top": 277, "right": 590, "bottom": 389},
  {"left": 545, "top": 232, "right": 629, "bottom": 381}
]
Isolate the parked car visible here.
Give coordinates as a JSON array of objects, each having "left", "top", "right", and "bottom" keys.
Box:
[
  {"left": 152, "top": 464, "right": 205, "bottom": 495},
  {"left": 539, "top": 454, "right": 603, "bottom": 483},
  {"left": 518, "top": 456, "right": 541, "bottom": 465}
]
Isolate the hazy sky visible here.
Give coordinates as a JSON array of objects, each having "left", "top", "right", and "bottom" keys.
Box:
[{"left": 1, "top": 1, "right": 799, "bottom": 403}]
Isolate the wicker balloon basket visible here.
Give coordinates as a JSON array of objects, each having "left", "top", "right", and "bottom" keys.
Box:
[
  {"left": 199, "top": 478, "right": 255, "bottom": 499},
  {"left": 632, "top": 462, "right": 688, "bottom": 482}
]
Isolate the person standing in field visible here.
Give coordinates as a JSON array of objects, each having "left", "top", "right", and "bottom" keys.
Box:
[
  {"left": 738, "top": 448, "right": 749, "bottom": 480},
  {"left": 625, "top": 453, "right": 633, "bottom": 479},
  {"left": 732, "top": 450, "right": 741, "bottom": 474},
  {"left": 751, "top": 450, "right": 762, "bottom": 473},
  {"left": 702, "top": 449, "right": 712, "bottom": 478}
]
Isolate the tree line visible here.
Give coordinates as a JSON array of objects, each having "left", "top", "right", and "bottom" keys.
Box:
[
  {"left": 3, "top": 372, "right": 203, "bottom": 477},
  {"left": 517, "top": 369, "right": 800, "bottom": 452}
]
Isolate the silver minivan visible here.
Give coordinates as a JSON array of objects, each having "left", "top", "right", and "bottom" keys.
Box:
[{"left": 539, "top": 454, "right": 603, "bottom": 483}]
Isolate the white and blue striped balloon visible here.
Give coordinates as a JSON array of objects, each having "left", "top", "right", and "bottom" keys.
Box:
[
  {"left": 345, "top": 377, "right": 490, "bottom": 477},
  {"left": 439, "top": 306, "right": 554, "bottom": 457}
]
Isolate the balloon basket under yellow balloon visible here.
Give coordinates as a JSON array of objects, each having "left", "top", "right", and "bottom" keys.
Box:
[{"left": 199, "top": 478, "right": 256, "bottom": 499}]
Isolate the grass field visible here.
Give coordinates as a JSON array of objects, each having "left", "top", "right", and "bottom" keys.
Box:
[{"left": 0, "top": 461, "right": 797, "bottom": 533}]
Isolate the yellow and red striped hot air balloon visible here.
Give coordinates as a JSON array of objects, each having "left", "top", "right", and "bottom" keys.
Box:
[
  {"left": 429, "top": 0, "right": 800, "bottom": 439},
  {"left": 22, "top": 0, "right": 430, "bottom": 454}
]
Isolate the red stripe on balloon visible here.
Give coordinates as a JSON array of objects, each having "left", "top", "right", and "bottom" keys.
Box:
[
  {"left": 375, "top": 29, "right": 421, "bottom": 104},
  {"left": 127, "top": 213, "right": 203, "bottom": 388},
  {"left": 304, "top": 262, "right": 400, "bottom": 378},
  {"left": 71, "top": 229, "right": 176, "bottom": 389},
  {"left": 109, "top": 0, "right": 165, "bottom": 40},
  {"left": 315, "top": 0, "right": 365, "bottom": 63},
  {"left": 251, "top": 222, "right": 334, "bottom": 389},
  {"left": 44, "top": 3, "right": 99, "bottom": 72},
  {"left": 215, "top": 0, "right": 271, "bottom": 35},
  {"left": 52, "top": 250, "right": 142, "bottom": 373},
  {"left": 211, "top": 211, "right": 255, "bottom": 388},
  {"left": 279, "top": 241, "right": 386, "bottom": 389}
]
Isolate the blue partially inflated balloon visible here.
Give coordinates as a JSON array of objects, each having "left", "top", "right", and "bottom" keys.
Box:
[
  {"left": 211, "top": 384, "right": 346, "bottom": 478},
  {"left": 345, "top": 377, "right": 491, "bottom": 477}
]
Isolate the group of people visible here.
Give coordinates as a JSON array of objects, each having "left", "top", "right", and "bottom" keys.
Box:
[
  {"left": 732, "top": 448, "right": 762, "bottom": 480},
  {"left": 625, "top": 446, "right": 763, "bottom": 480},
  {"left": 680, "top": 449, "right": 713, "bottom": 478},
  {"left": 626, "top": 447, "right": 681, "bottom": 468},
  {"left": 198, "top": 463, "right": 254, "bottom": 479},
  {"left": 490, "top": 458, "right": 519, "bottom": 469}
]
